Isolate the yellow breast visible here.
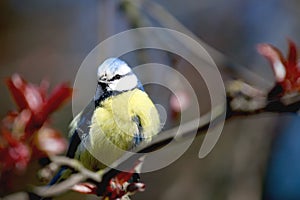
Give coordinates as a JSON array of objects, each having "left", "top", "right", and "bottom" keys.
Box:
[{"left": 77, "top": 89, "right": 160, "bottom": 170}]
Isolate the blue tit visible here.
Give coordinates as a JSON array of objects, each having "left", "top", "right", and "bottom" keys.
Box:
[{"left": 50, "top": 58, "right": 160, "bottom": 184}]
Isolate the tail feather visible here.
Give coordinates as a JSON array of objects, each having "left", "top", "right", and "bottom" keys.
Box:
[{"left": 48, "top": 166, "right": 68, "bottom": 185}]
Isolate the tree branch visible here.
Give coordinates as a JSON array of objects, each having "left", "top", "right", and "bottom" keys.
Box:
[
  {"left": 3, "top": 1, "right": 300, "bottom": 200},
  {"left": 30, "top": 78, "right": 300, "bottom": 199}
]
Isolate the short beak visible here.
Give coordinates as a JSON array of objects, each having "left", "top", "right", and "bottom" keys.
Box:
[
  {"left": 98, "top": 79, "right": 110, "bottom": 84},
  {"left": 98, "top": 75, "right": 110, "bottom": 84}
]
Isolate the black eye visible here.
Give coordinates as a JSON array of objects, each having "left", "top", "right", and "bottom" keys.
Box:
[
  {"left": 114, "top": 74, "right": 121, "bottom": 79},
  {"left": 109, "top": 74, "right": 121, "bottom": 81}
]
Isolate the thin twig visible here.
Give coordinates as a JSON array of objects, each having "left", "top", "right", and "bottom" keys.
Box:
[
  {"left": 32, "top": 106, "right": 220, "bottom": 198},
  {"left": 34, "top": 173, "right": 85, "bottom": 197},
  {"left": 33, "top": 81, "right": 300, "bottom": 198},
  {"left": 49, "top": 156, "right": 102, "bottom": 182},
  {"left": 33, "top": 156, "right": 104, "bottom": 197}
]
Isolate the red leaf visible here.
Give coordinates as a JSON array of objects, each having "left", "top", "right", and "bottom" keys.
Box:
[
  {"left": 6, "top": 74, "right": 30, "bottom": 111},
  {"left": 1, "top": 128, "right": 19, "bottom": 146},
  {"left": 39, "top": 79, "right": 49, "bottom": 101},
  {"left": 257, "top": 43, "right": 287, "bottom": 82},
  {"left": 6, "top": 74, "right": 72, "bottom": 136},
  {"left": 1, "top": 74, "right": 72, "bottom": 177},
  {"left": 0, "top": 129, "right": 31, "bottom": 173},
  {"left": 288, "top": 39, "right": 297, "bottom": 67},
  {"left": 258, "top": 40, "right": 300, "bottom": 94},
  {"left": 102, "top": 160, "right": 144, "bottom": 199},
  {"left": 34, "top": 127, "right": 67, "bottom": 156},
  {"left": 71, "top": 182, "right": 97, "bottom": 194},
  {"left": 39, "top": 83, "right": 72, "bottom": 121}
]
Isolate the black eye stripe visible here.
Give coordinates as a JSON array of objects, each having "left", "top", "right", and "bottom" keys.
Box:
[
  {"left": 108, "top": 72, "right": 133, "bottom": 81},
  {"left": 109, "top": 74, "right": 122, "bottom": 81}
]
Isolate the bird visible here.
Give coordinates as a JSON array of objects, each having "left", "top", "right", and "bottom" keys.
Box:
[{"left": 49, "top": 58, "right": 161, "bottom": 184}]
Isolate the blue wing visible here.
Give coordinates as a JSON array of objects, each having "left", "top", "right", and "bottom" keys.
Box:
[
  {"left": 49, "top": 100, "right": 95, "bottom": 185},
  {"left": 132, "top": 115, "right": 144, "bottom": 147},
  {"left": 50, "top": 81, "right": 144, "bottom": 185}
]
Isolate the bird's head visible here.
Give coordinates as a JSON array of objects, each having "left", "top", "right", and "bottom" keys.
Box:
[{"left": 97, "top": 58, "right": 139, "bottom": 92}]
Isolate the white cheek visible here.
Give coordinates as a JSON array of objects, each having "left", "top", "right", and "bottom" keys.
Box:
[{"left": 110, "top": 75, "right": 138, "bottom": 91}]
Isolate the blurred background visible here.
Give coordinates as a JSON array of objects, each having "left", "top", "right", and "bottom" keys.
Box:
[{"left": 1, "top": 0, "right": 300, "bottom": 199}]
